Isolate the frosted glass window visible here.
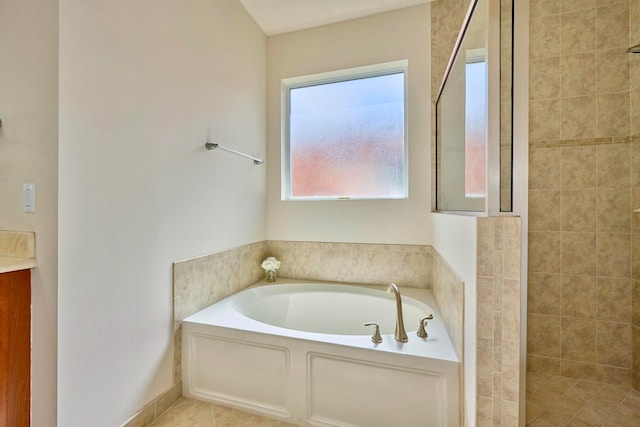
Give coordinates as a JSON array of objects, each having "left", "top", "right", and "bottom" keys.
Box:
[
  {"left": 285, "top": 69, "right": 407, "bottom": 200},
  {"left": 464, "top": 61, "right": 486, "bottom": 198}
]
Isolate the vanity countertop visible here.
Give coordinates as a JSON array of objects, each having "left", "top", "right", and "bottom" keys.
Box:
[
  {"left": 0, "top": 256, "right": 37, "bottom": 274},
  {"left": 0, "top": 231, "right": 36, "bottom": 273}
]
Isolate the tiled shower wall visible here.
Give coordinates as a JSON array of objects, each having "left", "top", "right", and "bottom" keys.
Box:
[
  {"left": 633, "top": 135, "right": 640, "bottom": 388},
  {"left": 527, "top": 0, "right": 640, "bottom": 389},
  {"left": 632, "top": 0, "right": 640, "bottom": 392}
]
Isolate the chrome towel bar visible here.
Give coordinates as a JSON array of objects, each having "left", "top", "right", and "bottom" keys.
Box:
[{"left": 205, "top": 142, "right": 264, "bottom": 165}]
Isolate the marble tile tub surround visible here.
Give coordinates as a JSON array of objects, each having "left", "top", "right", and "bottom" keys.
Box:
[
  {"left": 173, "top": 241, "right": 268, "bottom": 330},
  {"left": 267, "top": 240, "right": 464, "bottom": 361},
  {"left": 172, "top": 240, "right": 435, "bottom": 373},
  {"left": 432, "top": 248, "right": 465, "bottom": 362},
  {"left": 266, "top": 240, "right": 433, "bottom": 288},
  {"left": 167, "top": 240, "right": 463, "bottom": 427},
  {"left": 173, "top": 241, "right": 268, "bottom": 382}
]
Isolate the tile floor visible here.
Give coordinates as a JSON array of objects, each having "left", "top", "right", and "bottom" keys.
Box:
[
  {"left": 153, "top": 377, "right": 640, "bottom": 427},
  {"left": 150, "top": 397, "right": 296, "bottom": 427},
  {"left": 526, "top": 373, "right": 640, "bottom": 426}
]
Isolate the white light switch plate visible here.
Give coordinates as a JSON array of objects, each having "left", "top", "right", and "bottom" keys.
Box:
[{"left": 23, "top": 183, "right": 35, "bottom": 213}]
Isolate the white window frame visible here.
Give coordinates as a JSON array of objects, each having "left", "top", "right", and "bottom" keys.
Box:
[{"left": 281, "top": 60, "right": 409, "bottom": 201}]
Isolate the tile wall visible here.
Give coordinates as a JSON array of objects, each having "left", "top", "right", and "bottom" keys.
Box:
[
  {"left": 632, "top": 0, "right": 640, "bottom": 392},
  {"left": 432, "top": 249, "right": 465, "bottom": 361},
  {"left": 476, "top": 217, "right": 522, "bottom": 426},
  {"left": 266, "top": 240, "right": 432, "bottom": 288},
  {"left": 528, "top": 0, "right": 640, "bottom": 390},
  {"left": 173, "top": 241, "right": 268, "bottom": 382},
  {"left": 431, "top": 1, "right": 525, "bottom": 425},
  {"left": 634, "top": 134, "right": 640, "bottom": 388}
]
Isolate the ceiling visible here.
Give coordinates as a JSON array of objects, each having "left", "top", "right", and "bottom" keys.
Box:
[{"left": 240, "top": 0, "right": 432, "bottom": 36}]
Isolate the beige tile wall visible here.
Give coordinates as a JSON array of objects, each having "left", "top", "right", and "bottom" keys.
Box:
[
  {"left": 432, "top": 249, "right": 465, "bottom": 361},
  {"left": 631, "top": 0, "right": 640, "bottom": 391},
  {"left": 173, "top": 241, "right": 268, "bottom": 382},
  {"left": 266, "top": 240, "right": 432, "bottom": 288},
  {"left": 528, "top": 140, "right": 634, "bottom": 386},
  {"left": 633, "top": 135, "right": 640, "bottom": 387},
  {"left": 173, "top": 242, "right": 268, "bottom": 331},
  {"left": 431, "top": 0, "right": 525, "bottom": 424},
  {"left": 528, "top": 0, "right": 638, "bottom": 390},
  {"left": 270, "top": 240, "right": 466, "bottom": 366},
  {"left": 476, "top": 217, "right": 522, "bottom": 427}
]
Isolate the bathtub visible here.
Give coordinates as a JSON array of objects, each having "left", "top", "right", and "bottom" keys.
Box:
[{"left": 182, "top": 279, "right": 460, "bottom": 427}]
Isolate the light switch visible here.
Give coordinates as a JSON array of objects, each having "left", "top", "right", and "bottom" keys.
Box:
[{"left": 23, "top": 183, "right": 35, "bottom": 213}]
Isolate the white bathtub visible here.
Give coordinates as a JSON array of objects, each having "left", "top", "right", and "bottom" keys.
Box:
[{"left": 182, "top": 279, "right": 460, "bottom": 427}]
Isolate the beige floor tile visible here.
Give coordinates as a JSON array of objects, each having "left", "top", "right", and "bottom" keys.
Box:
[
  {"left": 575, "top": 398, "right": 620, "bottom": 425},
  {"left": 151, "top": 398, "right": 213, "bottom": 427},
  {"left": 152, "top": 398, "right": 297, "bottom": 427},
  {"left": 529, "top": 406, "right": 577, "bottom": 426},
  {"left": 527, "top": 398, "right": 548, "bottom": 423},
  {"left": 525, "top": 374, "right": 640, "bottom": 427},
  {"left": 210, "top": 403, "right": 295, "bottom": 427},
  {"left": 160, "top": 377, "right": 640, "bottom": 427},
  {"left": 596, "top": 384, "right": 632, "bottom": 404}
]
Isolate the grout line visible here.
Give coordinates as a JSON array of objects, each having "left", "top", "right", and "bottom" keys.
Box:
[
  {"left": 561, "top": 381, "right": 605, "bottom": 426},
  {"left": 600, "top": 387, "right": 636, "bottom": 425}
]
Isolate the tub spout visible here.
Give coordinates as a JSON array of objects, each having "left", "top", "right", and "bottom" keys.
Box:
[{"left": 387, "top": 283, "right": 408, "bottom": 342}]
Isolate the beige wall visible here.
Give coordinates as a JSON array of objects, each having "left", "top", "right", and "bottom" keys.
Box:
[
  {"left": 58, "top": 0, "right": 267, "bottom": 425},
  {"left": 527, "top": 0, "right": 638, "bottom": 389},
  {"left": 266, "top": 5, "right": 432, "bottom": 245},
  {"left": 0, "top": 0, "right": 59, "bottom": 425}
]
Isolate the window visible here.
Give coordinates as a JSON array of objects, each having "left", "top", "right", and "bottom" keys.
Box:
[
  {"left": 464, "top": 49, "right": 487, "bottom": 199},
  {"left": 282, "top": 61, "right": 408, "bottom": 200}
]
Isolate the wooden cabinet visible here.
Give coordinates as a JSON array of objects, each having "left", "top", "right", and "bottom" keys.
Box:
[{"left": 0, "top": 269, "right": 30, "bottom": 427}]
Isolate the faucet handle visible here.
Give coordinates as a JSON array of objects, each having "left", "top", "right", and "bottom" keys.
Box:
[
  {"left": 417, "top": 315, "right": 434, "bottom": 338},
  {"left": 364, "top": 323, "right": 383, "bottom": 343}
]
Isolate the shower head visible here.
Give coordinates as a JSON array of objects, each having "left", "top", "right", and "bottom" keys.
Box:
[{"left": 627, "top": 44, "right": 640, "bottom": 53}]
